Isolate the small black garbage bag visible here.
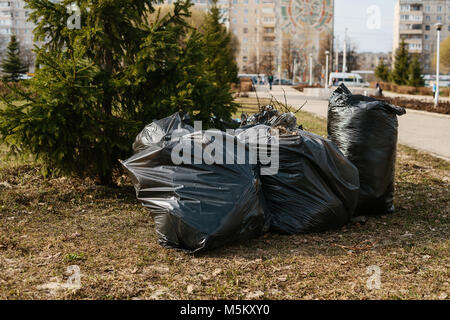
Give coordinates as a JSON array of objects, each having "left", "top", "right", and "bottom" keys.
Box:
[
  {"left": 132, "top": 112, "right": 194, "bottom": 153},
  {"left": 238, "top": 125, "right": 360, "bottom": 234},
  {"left": 121, "top": 130, "right": 270, "bottom": 253},
  {"left": 327, "top": 84, "right": 406, "bottom": 215}
]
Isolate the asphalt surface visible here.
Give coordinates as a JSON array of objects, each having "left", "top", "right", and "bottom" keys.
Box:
[{"left": 251, "top": 85, "right": 450, "bottom": 161}]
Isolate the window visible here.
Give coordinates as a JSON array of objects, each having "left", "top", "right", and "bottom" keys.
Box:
[
  {"left": 425, "top": 35, "right": 429, "bottom": 40},
  {"left": 244, "top": 9, "right": 248, "bottom": 14},
  {"left": 437, "top": 16, "right": 442, "bottom": 21},
  {"left": 243, "top": 56, "right": 248, "bottom": 63},
  {"left": 437, "top": 6, "right": 442, "bottom": 12},
  {"left": 425, "top": 6, "right": 430, "bottom": 12},
  {"left": 425, "top": 16, "right": 430, "bottom": 21},
  {"left": 243, "top": 27, "right": 248, "bottom": 34},
  {"left": 244, "top": 0, "right": 248, "bottom": 3},
  {"left": 244, "top": 18, "right": 248, "bottom": 24},
  {"left": 232, "top": 18, "right": 237, "bottom": 24},
  {"left": 400, "top": 4, "right": 409, "bottom": 11},
  {"left": 262, "top": 8, "right": 274, "bottom": 14},
  {"left": 425, "top": 25, "right": 430, "bottom": 31}
]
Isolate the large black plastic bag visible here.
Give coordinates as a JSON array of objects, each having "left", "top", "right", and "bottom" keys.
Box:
[
  {"left": 328, "top": 84, "right": 406, "bottom": 215},
  {"left": 121, "top": 130, "right": 270, "bottom": 253},
  {"left": 132, "top": 112, "right": 193, "bottom": 153},
  {"left": 238, "top": 125, "right": 360, "bottom": 234}
]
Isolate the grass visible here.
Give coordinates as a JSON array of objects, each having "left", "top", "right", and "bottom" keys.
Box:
[{"left": 0, "top": 98, "right": 448, "bottom": 300}]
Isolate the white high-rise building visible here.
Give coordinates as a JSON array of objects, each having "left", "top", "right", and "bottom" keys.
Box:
[
  {"left": 163, "top": 0, "right": 334, "bottom": 81},
  {"left": 393, "top": 0, "right": 450, "bottom": 74}
]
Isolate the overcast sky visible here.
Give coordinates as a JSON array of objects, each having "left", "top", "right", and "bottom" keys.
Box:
[{"left": 334, "top": 0, "right": 396, "bottom": 53}]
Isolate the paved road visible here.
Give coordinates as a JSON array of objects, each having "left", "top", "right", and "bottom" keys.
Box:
[{"left": 251, "top": 85, "right": 450, "bottom": 161}]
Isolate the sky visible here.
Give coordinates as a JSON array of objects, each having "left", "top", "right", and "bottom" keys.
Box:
[{"left": 334, "top": 0, "right": 396, "bottom": 53}]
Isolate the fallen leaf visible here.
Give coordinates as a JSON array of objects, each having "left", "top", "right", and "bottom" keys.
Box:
[
  {"left": 246, "top": 290, "right": 264, "bottom": 299},
  {"left": 212, "top": 268, "right": 222, "bottom": 276}
]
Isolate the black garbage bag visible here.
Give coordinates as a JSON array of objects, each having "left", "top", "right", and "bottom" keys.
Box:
[
  {"left": 327, "top": 84, "right": 406, "bottom": 215},
  {"left": 132, "top": 112, "right": 194, "bottom": 153},
  {"left": 121, "top": 130, "right": 270, "bottom": 253},
  {"left": 238, "top": 125, "right": 360, "bottom": 234}
]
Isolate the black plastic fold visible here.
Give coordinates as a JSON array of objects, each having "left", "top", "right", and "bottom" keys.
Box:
[{"left": 328, "top": 84, "right": 406, "bottom": 215}]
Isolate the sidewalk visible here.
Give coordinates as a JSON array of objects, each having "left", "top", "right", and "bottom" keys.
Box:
[{"left": 251, "top": 85, "right": 450, "bottom": 161}]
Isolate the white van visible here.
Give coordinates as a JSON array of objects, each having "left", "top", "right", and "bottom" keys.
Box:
[{"left": 329, "top": 72, "right": 369, "bottom": 88}]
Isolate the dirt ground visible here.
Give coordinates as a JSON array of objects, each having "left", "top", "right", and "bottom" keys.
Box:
[{"left": 0, "top": 101, "right": 449, "bottom": 300}]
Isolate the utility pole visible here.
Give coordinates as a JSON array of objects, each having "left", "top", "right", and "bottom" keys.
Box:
[
  {"left": 309, "top": 53, "right": 313, "bottom": 86},
  {"left": 325, "top": 50, "right": 330, "bottom": 89},
  {"left": 256, "top": 7, "right": 260, "bottom": 83},
  {"left": 343, "top": 27, "right": 348, "bottom": 73},
  {"left": 292, "top": 55, "right": 297, "bottom": 84},
  {"left": 434, "top": 23, "right": 443, "bottom": 106},
  {"left": 335, "top": 35, "right": 339, "bottom": 72},
  {"left": 277, "top": 1, "right": 282, "bottom": 84}
]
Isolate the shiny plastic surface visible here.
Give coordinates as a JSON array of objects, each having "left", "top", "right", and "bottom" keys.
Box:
[
  {"left": 238, "top": 125, "right": 360, "bottom": 234},
  {"left": 327, "top": 84, "right": 406, "bottom": 215}
]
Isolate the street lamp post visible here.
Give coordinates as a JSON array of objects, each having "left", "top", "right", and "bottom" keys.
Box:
[
  {"left": 434, "top": 23, "right": 443, "bottom": 107},
  {"left": 325, "top": 50, "right": 330, "bottom": 89},
  {"left": 343, "top": 28, "right": 348, "bottom": 73},
  {"left": 309, "top": 53, "right": 313, "bottom": 86}
]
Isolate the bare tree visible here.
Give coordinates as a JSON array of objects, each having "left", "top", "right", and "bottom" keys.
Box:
[{"left": 260, "top": 52, "right": 275, "bottom": 76}]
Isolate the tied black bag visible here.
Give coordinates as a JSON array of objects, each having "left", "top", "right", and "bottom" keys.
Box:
[
  {"left": 121, "top": 129, "right": 270, "bottom": 253},
  {"left": 327, "top": 84, "right": 406, "bottom": 215},
  {"left": 238, "top": 125, "right": 360, "bottom": 234}
]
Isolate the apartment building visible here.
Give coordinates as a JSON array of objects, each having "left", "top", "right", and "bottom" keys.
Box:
[
  {"left": 393, "top": 0, "right": 450, "bottom": 74},
  {"left": 165, "top": 0, "right": 334, "bottom": 79},
  {"left": 0, "top": 0, "right": 35, "bottom": 71}
]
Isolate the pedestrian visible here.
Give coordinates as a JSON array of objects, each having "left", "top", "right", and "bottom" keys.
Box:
[
  {"left": 268, "top": 75, "right": 274, "bottom": 90},
  {"left": 376, "top": 82, "right": 383, "bottom": 96},
  {"left": 432, "top": 82, "right": 437, "bottom": 97}
]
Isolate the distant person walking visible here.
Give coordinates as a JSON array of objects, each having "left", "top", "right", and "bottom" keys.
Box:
[
  {"left": 268, "top": 75, "right": 274, "bottom": 90},
  {"left": 376, "top": 82, "right": 383, "bottom": 97},
  {"left": 432, "top": 82, "right": 437, "bottom": 97}
]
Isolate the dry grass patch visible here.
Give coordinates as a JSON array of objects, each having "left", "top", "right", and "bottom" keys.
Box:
[{"left": 0, "top": 99, "right": 448, "bottom": 300}]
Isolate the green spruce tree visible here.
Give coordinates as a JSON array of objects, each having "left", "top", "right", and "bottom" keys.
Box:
[
  {"left": 197, "top": 0, "right": 239, "bottom": 127},
  {"left": 1, "top": 35, "right": 28, "bottom": 82},
  {"left": 390, "top": 39, "right": 410, "bottom": 85},
  {"left": 408, "top": 54, "right": 424, "bottom": 87},
  {"left": 374, "top": 58, "right": 390, "bottom": 82},
  {"left": 0, "top": 0, "right": 240, "bottom": 185}
]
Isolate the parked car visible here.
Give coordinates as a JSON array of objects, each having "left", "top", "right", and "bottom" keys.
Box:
[
  {"left": 273, "top": 78, "right": 293, "bottom": 86},
  {"left": 238, "top": 74, "right": 267, "bottom": 85},
  {"left": 18, "top": 73, "right": 33, "bottom": 80}
]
